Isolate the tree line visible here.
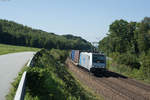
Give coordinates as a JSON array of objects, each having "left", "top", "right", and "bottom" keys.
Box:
[
  {"left": 0, "top": 19, "right": 92, "bottom": 50},
  {"left": 99, "top": 17, "right": 150, "bottom": 79}
]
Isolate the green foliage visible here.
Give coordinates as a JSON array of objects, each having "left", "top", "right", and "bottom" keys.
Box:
[
  {"left": 25, "top": 49, "right": 100, "bottom": 100},
  {"left": 108, "top": 59, "right": 150, "bottom": 83},
  {"left": 0, "top": 43, "right": 39, "bottom": 55},
  {"left": 50, "top": 48, "right": 68, "bottom": 62},
  {"left": 115, "top": 53, "right": 140, "bottom": 69},
  {"left": 99, "top": 17, "right": 150, "bottom": 83},
  {"left": 140, "top": 50, "right": 150, "bottom": 80},
  {"left": 0, "top": 19, "right": 91, "bottom": 50},
  {"left": 99, "top": 19, "right": 137, "bottom": 54}
]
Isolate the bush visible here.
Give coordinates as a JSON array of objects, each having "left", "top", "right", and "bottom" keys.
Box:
[
  {"left": 50, "top": 48, "right": 68, "bottom": 62},
  {"left": 25, "top": 49, "right": 99, "bottom": 100},
  {"left": 108, "top": 52, "right": 150, "bottom": 83},
  {"left": 140, "top": 50, "right": 150, "bottom": 80},
  {"left": 115, "top": 53, "right": 140, "bottom": 69}
]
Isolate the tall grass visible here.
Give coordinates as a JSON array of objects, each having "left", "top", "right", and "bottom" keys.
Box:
[{"left": 107, "top": 59, "right": 150, "bottom": 84}]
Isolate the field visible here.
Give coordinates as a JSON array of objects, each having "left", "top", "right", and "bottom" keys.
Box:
[{"left": 0, "top": 44, "right": 39, "bottom": 55}]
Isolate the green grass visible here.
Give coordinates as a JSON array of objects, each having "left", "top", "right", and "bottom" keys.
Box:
[
  {"left": 0, "top": 44, "right": 40, "bottom": 55},
  {"left": 24, "top": 49, "right": 101, "bottom": 100},
  {"left": 107, "top": 59, "right": 150, "bottom": 84}
]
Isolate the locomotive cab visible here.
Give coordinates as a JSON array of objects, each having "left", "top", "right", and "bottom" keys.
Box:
[{"left": 90, "top": 53, "right": 106, "bottom": 73}]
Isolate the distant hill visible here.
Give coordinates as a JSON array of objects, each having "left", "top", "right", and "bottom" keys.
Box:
[{"left": 0, "top": 19, "right": 92, "bottom": 50}]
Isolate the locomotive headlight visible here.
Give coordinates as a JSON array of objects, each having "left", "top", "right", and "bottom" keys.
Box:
[{"left": 93, "top": 65, "right": 97, "bottom": 68}]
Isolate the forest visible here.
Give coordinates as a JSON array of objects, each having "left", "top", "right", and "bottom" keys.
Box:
[
  {"left": 99, "top": 17, "right": 150, "bottom": 82},
  {"left": 0, "top": 19, "right": 92, "bottom": 50}
]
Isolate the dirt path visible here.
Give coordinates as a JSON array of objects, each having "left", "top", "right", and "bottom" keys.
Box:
[{"left": 66, "top": 58, "right": 150, "bottom": 100}]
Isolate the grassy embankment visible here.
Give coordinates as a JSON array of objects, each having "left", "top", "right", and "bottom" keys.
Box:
[
  {"left": 6, "top": 49, "right": 102, "bottom": 100},
  {"left": 0, "top": 43, "right": 39, "bottom": 55},
  {"left": 107, "top": 57, "right": 150, "bottom": 84}
]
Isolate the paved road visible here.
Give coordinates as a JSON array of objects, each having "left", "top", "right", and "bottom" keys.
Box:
[{"left": 0, "top": 52, "right": 35, "bottom": 100}]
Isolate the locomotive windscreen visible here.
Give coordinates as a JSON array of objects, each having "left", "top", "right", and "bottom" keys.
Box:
[{"left": 93, "top": 54, "right": 105, "bottom": 63}]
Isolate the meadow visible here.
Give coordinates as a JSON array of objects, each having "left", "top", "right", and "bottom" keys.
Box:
[{"left": 0, "top": 44, "right": 39, "bottom": 55}]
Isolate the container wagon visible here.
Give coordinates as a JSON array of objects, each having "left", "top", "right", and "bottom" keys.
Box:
[
  {"left": 70, "top": 50, "right": 80, "bottom": 65},
  {"left": 70, "top": 50, "right": 106, "bottom": 73}
]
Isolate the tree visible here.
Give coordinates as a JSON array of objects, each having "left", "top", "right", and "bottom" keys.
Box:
[
  {"left": 0, "top": 19, "right": 92, "bottom": 50},
  {"left": 99, "top": 17, "right": 150, "bottom": 69}
]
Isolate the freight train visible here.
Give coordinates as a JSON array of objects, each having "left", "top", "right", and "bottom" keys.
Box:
[{"left": 70, "top": 50, "right": 106, "bottom": 73}]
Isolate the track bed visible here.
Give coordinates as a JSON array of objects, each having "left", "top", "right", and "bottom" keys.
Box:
[{"left": 66, "top": 58, "right": 150, "bottom": 100}]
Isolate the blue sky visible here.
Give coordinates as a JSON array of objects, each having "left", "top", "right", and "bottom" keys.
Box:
[{"left": 0, "top": 0, "right": 150, "bottom": 42}]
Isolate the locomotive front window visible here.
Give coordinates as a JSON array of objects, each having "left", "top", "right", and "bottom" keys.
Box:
[{"left": 93, "top": 54, "right": 105, "bottom": 63}]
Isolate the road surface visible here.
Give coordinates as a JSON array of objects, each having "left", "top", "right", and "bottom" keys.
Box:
[{"left": 0, "top": 52, "right": 35, "bottom": 100}]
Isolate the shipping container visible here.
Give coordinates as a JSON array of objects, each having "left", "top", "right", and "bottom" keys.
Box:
[
  {"left": 71, "top": 50, "right": 75, "bottom": 61},
  {"left": 74, "top": 50, "right": 80, "bottom": 63},
  {"left": 71, "top": 50, "right": 80, "bottom": 65}
]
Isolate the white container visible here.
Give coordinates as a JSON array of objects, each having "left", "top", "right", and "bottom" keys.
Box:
[
  {"left": 79, "top": 52, "right": 92, "bottom": 71},
  {"left": 79, "top": 52, "right": 106, "bottom": 72}
]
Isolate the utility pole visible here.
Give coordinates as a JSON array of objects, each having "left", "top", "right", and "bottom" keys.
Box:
[{"left": 91, "top": 42, "right": 99, "bottom": 53}]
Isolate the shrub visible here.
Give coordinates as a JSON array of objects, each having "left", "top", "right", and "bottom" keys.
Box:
[
  {"left": 115, "top": 53, "right": 140, "bottom": 69},
  {"left": 25, "top": 49, "right": 99, "bottom": 100},
  {"left": 140, "top": 50, "right": 150, "bottom": 79}
]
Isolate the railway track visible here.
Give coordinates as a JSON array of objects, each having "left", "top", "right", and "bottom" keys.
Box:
[
  {"left": 66, "top": 58, "right": 150, "bottom": 100},
  {"left": 105, "top": 70, "right": 150, "bottom": 92},
  {"left": 96, "top": 71, "right": 150, "bottom": 99},
  {"left": 96, "top": 77, "right": 147, "bottom": 100}
]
